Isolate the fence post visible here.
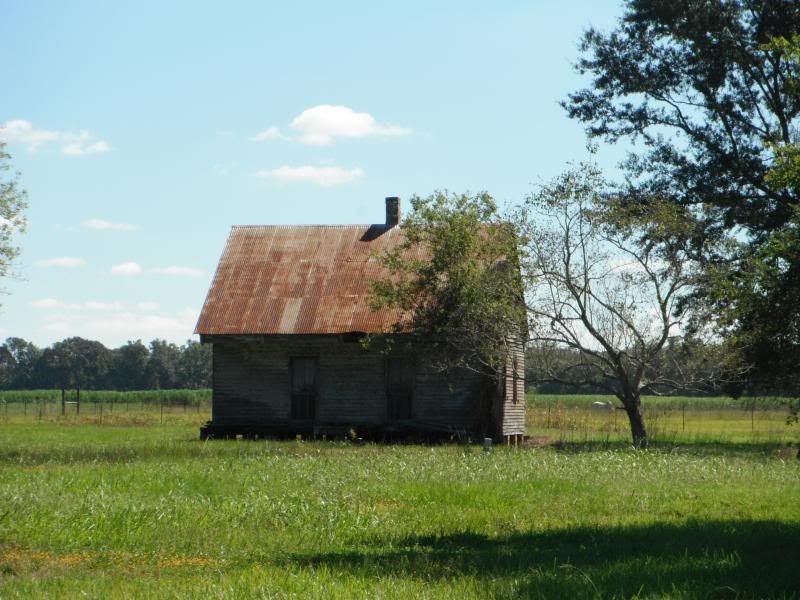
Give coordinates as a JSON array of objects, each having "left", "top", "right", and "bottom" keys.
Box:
[
  {"left": 160, "top": 397, "right": 164, "bottom": 425},
  {"left": 682, "top": 403, "right": 686, "bottom": 432},
  {"left": 76, "top": 388, "right": 80, "bottom": 415},
  {"left": 61, "top": 389, "right": 65, "bottom": 416}
]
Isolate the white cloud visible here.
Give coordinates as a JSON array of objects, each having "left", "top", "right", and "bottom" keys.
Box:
[
  {"left": 62, "top": 136, "right": 111, "bottom": 156},
  {"left": 252, "top": 105, "right": 411, "bottom": 146},
  {"left": 249, "top": 126, "right": 289, "bottom": 142},
  {"left": 32, "top": 298, "right": 160, "bottom": 313},
  {"left": 36, "top": 256, "right": 86, "bottom": 268},
  {"left": 0, "top": 119, "right": 110, "bottom": 156},
  {"left": 0, "top": 119, "right": 60, "bottom": 151},
  {"left": 31, "top": 298, "right": 75, "bottom": 310},
  {"left": 253, "top": 164, "right": 364, "bottom": 187},
  {"left": 291, "top": 105, "right": 411, "bottom": 145},
  {"left": 35, "top": 303, "right": 199, "bottom": 346},
  {"left": 149, "top": 266, "right": 204, "bottom": 277},
  {"left": 82, "top": 218, "right": 138, "bottom": 231},
  {"left": 84, "top": 301, "right": 125, "bottom": 311},
  {"left": 111, "top": 261, "right": 143, "bottom": 276}
]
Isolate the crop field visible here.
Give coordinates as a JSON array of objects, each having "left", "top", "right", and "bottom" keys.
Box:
[{"left": 0, "top": 395, "right": 798, "bottom": 598}]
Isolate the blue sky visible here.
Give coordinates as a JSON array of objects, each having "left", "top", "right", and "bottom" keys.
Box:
[{"left": 1, "top": 0, "right": 625, "bottom": 348}]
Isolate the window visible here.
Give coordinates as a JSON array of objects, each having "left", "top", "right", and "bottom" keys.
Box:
[
  {"left": 386, "top": 356, "right": 414, "bottom": 420},
  {"left": 512, "top": 355, "right": 519, "bottom": 404},
  {"left": 291, "top": 357, "right": 317, "bottom": 419}
]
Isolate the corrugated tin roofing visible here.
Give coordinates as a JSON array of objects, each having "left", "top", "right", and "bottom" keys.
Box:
[{"left": 195, "top": 224, "right": 415, "bottom": 335}]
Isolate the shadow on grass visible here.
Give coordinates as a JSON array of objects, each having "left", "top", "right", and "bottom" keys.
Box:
[{"left": 285, "top": 520, "right": 800, "bottom": 598}]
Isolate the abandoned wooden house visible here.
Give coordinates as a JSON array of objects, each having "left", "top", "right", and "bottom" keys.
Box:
[{"left": 195, "top": 197, "right": 525, "bottom": 442}]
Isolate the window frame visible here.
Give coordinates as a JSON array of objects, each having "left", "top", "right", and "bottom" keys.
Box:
[
  {"left": 385, "top": 355, "right": 414, "bottom": 420},
  {"left": 290, "top": 356, "right": 319, "bottom": 420}
]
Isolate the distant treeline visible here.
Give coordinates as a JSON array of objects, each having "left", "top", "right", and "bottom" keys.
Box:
[{"left": 0, "top": 337, "right": 211, "bottom": 391}]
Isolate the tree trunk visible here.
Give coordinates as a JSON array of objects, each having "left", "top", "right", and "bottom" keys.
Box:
[{"left": 623, "top": 395, "right": 648, "bottom": 449}]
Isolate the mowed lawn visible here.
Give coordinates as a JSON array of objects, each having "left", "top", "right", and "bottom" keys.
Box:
[{"left": 0, "top": 407, "right": 799, "bottom": 598}]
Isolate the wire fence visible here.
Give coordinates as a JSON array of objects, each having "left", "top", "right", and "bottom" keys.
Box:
[
  {"left": 527, "top": 396, "right": 799, "bottom": 445},
  {"left": 0, "top": 390, "right": 211, "bottom": 424}
]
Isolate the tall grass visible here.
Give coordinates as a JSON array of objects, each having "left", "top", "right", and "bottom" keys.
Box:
[{"left": 0, "top": 415, "right": 798, "bottom": 597}]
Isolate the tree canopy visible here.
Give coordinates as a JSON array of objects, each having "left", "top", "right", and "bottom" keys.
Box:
[
  {"left": 0, "top": 142, "right": 27, "bottom": 302},
  {"left": 564, "top": 0, "right": 800, "bottom": 391},
  {"left": 516, "top": 164, "right": 734, "bottom": 447},
  {"left": 369, "top": 191, "right": 525, "bottom": 379},
  {"left": 0, "top": 337, "right": 211, "bottom": 390}
]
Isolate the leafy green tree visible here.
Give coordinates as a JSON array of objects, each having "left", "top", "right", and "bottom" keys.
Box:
[
  {"left": 704, "top": 35, "right": 800, "bottom": 391},
  {"left": 176, "top": 340, "right": 211, "bottom": 389},
  {"left": 369, "top": 191, "right": 525, "bottom": 380},
  {"left": 110, "top": 340, "right": 150, "bottom": 390},
  {"left": 33, "top": 337, "right": 111, "bottom": 389},
  {"left": 564, "top": 0, "right": 800, "bottom": 390},
  {"left": 145, "top": 339, "right": 181, "bottom": 389},
  {"left": 0, "top": 142, "right": 27, "bottom": 301},
  {"left": 0, "top": 337, "right": 42, "bottom": 389}
]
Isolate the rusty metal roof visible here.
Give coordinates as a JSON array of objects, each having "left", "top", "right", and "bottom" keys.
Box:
[{"left": 195, "top": 224, "right": 414, "bottom": 335}]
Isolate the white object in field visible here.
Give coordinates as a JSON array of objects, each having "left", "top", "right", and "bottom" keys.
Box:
[{"left": 591, "top": 401, "right": 614, "bottom": 411}]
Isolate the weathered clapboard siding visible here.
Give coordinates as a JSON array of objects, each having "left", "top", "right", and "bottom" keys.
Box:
[
  {"left": 500, "top": 339, "right": 526, "bottom": 436},
  {"left": 208, "top": 335, "right": 495, "bottom": 435},
  {"left": 196, "top": 203, "right": 527, "bottom": 441}
]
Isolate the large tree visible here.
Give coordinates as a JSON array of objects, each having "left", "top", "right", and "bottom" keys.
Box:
[
  {"left": 564, "top": 0, "right": 800, "bottom": 388},
  {"left": 0, "top": 142, "right": 28, "bottom": 302},
  {"left": 517, "top": 165, "right": 732, "bottom": 448},
  {"left": 710, "top": 34, "right": 800, "bottom": 391},
  {"left": 176, "top": 340, "right": 211, "bottom": 389},
  {"left": 33, "top": 337, "right": 112, "bottom": 389},
  {"left": 0, "top": 337, "right": 41, "bottom": 389},
  {"left": 109, "top": 340, "right": 150, "bottom": 390},
  {"left": 144, "top": 339, "right": 181, "bottom": 389}
]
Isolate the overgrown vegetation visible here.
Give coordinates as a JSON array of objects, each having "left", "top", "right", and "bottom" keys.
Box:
[{"left": 369, "top": 191, "right": 524, "bottom": 378}]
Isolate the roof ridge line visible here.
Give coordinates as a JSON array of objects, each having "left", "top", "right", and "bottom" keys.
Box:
[{"left": 231, "top": 224, "right": 386, "bottom": 228}]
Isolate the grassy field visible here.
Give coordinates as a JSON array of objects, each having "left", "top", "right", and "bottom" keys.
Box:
[
  {"left": 0, "top": 397, "right": 798, "bottom": 598},
  {"left": 527, "top": 393, "right": 800, "bottom": 448}
]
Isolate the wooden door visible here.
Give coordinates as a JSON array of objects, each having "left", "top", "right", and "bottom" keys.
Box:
[
  {"left": 291, "top": 357, "right": 317, "bottom": 420},
  {"left": 387, "top": 357, "right": 413, "bottom": 420}
]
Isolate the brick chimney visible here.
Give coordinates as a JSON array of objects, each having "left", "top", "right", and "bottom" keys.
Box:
[{"left": 385, "top": 196, "right": 400, "bottom": 227}]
